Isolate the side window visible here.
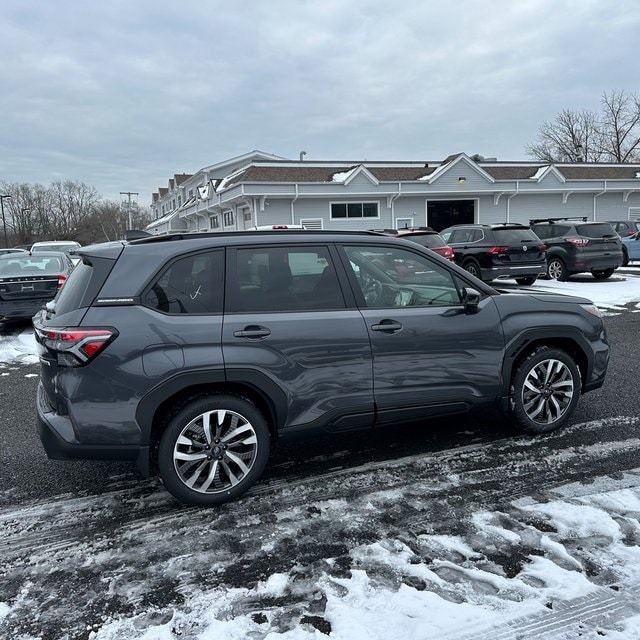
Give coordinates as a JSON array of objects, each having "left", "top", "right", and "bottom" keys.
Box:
[
  {"left": 470, "top": 229, "right": 484, "bottom": 242},
  {"left": 143, "top": 250, "right": 223, "bottom": 314},
  {"left": 532, "top": 225, "right": 550, "bottom": 240},
  {"left": 344, "top": 245, "right": 462, "bottom": 308},
  {"left": 227, "top": 246, "right": 345, "bottom": 312},
  {"left": 555, "top": 225, "right": 570, "bottom": 237}
]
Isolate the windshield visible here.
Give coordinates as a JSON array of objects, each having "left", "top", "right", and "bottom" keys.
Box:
[
  {"left": 576, "top": 224, "right": 617, "bottom": 238},
  {"left": 493, "top": 228, "right": 540, "bottom": 242}
]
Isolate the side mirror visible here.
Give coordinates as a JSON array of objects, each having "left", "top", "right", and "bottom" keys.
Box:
[{"left": 462, "top": 287, "right": 481, "bottom": 313}]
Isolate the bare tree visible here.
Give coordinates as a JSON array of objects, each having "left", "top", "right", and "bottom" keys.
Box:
[
  {"left": 527, "top": 91, "right": 640, "bottom": 163},
  {"left": 596, "top": 90, "right": 640, "bottom": 162}
]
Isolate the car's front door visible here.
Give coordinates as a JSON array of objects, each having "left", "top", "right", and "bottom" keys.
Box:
[
  {"left": 339, "top": 244, "right": 506, "bottom": 425},
  {"left": 222, "top": 244, "right": 374, "bottom": 435}
]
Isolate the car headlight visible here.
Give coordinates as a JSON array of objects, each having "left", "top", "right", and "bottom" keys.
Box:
[{"left": 580, "top": 303, "right": 602, "bottom": 318}]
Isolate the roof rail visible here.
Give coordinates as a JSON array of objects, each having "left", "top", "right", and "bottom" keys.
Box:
[{"left": 529, "top": 217, "right": 589, "bottom": 224}]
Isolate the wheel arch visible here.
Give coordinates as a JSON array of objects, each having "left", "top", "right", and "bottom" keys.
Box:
[
  {"left": 501, "top": 332, "right": 590, "bottom": 397},
  {"left": 136, "top": 370, "right": 287, "bottom": 474}
]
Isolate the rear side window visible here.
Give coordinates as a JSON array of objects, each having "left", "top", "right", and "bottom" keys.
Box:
[
  {"left": 493, "top": 228, "right": 540, "bottom": 243},
  {"left": 531, "top": 225, "right": 552, "bottom": 239},
  {"left": 143, "top": 250, "right": 224, "bottom": 314},
  {"left": 576, "top": 223, "right": 617, "bottom": 238},
  {"left": 227, "top": 246, "right": 344, "bottom": 312},
  {"left": 54, "top": 258, "right": 112, "bottom": 315}
]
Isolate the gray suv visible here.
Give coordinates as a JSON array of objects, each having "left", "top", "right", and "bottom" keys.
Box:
[{"left": 34, "top": 231, "right": 610, "bottom": 506}]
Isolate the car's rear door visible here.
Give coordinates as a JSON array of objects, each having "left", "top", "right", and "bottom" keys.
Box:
[
  {"left": 491, "top": 227, "right": 546, "bottom": 268},
  {"left": 222, "top": 243, "right": 374, "bottom": 435}
]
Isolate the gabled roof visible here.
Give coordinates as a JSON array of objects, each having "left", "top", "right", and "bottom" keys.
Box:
[
  {"left": 420, "top": 153, "right": 495, "bottom": 184},
  {"left": 331, "top": 164, "right": 379, "bottom": 185}
]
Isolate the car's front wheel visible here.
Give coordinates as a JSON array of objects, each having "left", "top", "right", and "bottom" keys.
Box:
[
  {"left": 592, "top": 268, "right": 614, "bottom": 280},
  {"left": 509, "top": 346, "right": 581, "bottom": 434},
  {"left": 158, "top": 394, "right": 270, "bottom": 506}
]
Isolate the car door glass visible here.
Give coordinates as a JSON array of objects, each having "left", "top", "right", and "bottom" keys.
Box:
[
  {"left": 143, "top": 250, "right": 223, "bottom": 314},
  {"left": 228, "top": 246, "right": 345, "bottom": 312},
  {"left": 344, "top": 245, "right": 462, "bottom": 308}
]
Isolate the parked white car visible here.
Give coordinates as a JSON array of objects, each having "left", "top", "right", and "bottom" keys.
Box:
[{"left": 30, "top": 240, "right": 81, "bottom": 264}]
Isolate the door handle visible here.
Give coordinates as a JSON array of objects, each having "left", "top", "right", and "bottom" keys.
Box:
[
  {"left": 371, "top": 320, "right": 403, "bottom": 333},
  {"left": 233, "top": 326, "right": 271, "bottom": 339}
]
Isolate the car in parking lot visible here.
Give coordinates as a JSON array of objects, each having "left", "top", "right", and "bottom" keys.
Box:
[
  {"left": 0, "top": 251, "right": 75, "bottom": 327},
  {"left": 372, "top": 227, "right": 456, "bottom": 261},
  {"left": 529, "top": 218, "right": 623, "bottom": 280},
  {"left": 439, "top": 222, "right": 547, "bottom": 284},
  {"left": 604, "top": 219, "right": 640, "bottom": 238},
  {"left": 621, "top": 231, "right": 640, "bottom": 265},
  {"left": 33, "top": 230, "right": 609, "bottom": 506},
  {"left": 31, "top": 240, "right": 82, "bottom": 265}
]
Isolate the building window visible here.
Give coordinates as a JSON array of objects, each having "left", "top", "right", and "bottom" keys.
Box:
[
  {"left": 188, "top": 189, "right": 194, "bottom": 199},
  {"left": 172, "top": 199, "right": 176, "bottom": 210},
  {"left": 331, "top": 202, "right": 378, "bottom": 219},
  {"left": 178, "top": 195, "right": 182, "bottom": 207},
  {"left": 210, "top": 215, "right": 220, "bottom": 229},
  {"left": 224, "top": 211, "right": 235, "bottom": 227}
]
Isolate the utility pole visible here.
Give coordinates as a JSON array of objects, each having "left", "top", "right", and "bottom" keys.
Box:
[
  {"left": 0, "top": 194, "right": 12, "bottom": 248},
  {"left": 120, "top": 191, "right": 139, "bottom": 231}
]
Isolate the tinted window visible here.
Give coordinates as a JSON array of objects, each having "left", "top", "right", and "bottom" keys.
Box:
[
  {"left": 576, "top": 223, "right": 617, "bottom": 238},
  {"left": 228, "top": 246, "right": 344, "bottom": 312},
  {"left": 400, "top": 234, "right": 446, "bottom": 249},
  {"left": 531, "top": 225, "right": 552, "bottom": 239},
  {"left": 493, "top": 228, "right": 540, "bottom": 242},
  {"left": 52, "top": 257, "right": 115, "bottom": 315},
  {"left": 344, "top": 245, "right": 461, "bottom": 308},
  {"left": 143, "top": 250, "right": 223, "bottom": 314}
]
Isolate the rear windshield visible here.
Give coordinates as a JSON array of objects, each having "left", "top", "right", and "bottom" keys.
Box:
[
  {"left": 401, "top": 234, "right": 446, "bottom": 248},
  {"left": 53, "top": 257, "right": 115, "bottom": 315},
  {"left": 576, "top": 223, "right": 617, "bottom": 238},
  {"left": 493, "top": 228, "right": 540, "bottom": 242},
  {"left": 0, "top": 256, "right": 65, "bottom": 276}
]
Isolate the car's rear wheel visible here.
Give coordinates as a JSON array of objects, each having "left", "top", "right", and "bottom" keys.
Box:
[
  {"left": 515, "top": 276, "right": 537, "bottom": 286},
  {"left": 547, "top": 258, "right": 567, "bottom": 281},
  {"left": 591, "top": 268, "right": 614, "bottom": 280},
  {"left": 158, "top": 394, "right": 270, "bottom": 506},
  {"left": 463, "top": 259, "right": 482, "bottom": 280},
  {"left": 622, "top": 249, "right": 629, "bottom": 267},
  {"left": 509, "top": 346, "right": 580, "bottom": 434}
]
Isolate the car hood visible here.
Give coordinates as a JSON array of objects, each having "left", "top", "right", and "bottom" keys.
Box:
[{"left": 494, "top": 288, "right": 594, "bottom": 306}]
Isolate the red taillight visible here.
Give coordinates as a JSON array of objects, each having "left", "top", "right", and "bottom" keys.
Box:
[
  {"left": 57, "top": 274, "right": 67, "bottom": 289},
  {"left": 566, "top": 237, "right": 589, "bottom": 247},
  {"left": 537, "top": 243, "right": 547, "bottom": 252},
  {"left": 437, "top": 246, "right": 455, "bottom": 261},
  {"left": 37, "top": 328, "right": 116, "bottom": 365},
  {"left": 487, "top": 246, "right": 510, "bottom": 255}
]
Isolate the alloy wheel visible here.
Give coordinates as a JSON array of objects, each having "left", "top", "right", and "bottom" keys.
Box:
[
  {"left": 173, "top": 409, "right": 259, "bottom": 494},
  {"left": 521, "top": 358, "right": 574, "bottom": 425}
]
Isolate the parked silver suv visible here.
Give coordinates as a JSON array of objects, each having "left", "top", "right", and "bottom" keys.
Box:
[{"left": 34, "top": 231, "right": 609, "bottom": 506}]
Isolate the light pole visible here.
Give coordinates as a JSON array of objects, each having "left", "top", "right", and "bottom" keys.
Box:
[{"left": 0, "top": 194, "right": 12, "bottom": 248}]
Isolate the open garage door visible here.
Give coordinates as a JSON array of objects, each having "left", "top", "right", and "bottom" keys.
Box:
[{"left": 427, "top": 200, "right": 475, "bottom": 231}]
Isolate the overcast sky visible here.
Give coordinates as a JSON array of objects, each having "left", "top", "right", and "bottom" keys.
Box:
[{"left": 1, "top": 0, "right": 638, "bottom": 204}]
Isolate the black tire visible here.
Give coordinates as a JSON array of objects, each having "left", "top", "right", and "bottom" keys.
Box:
[
  {"left": 622, "top": 249, "right": 629, "bottom": 267},
  {"left": 592, "top": 268, "right": 614, "bottom": 280},
  {"left": 158, "top": 394, "right": 270, "bottom": 506},
  {"left": 463, "top": 259, "right": 482, "bottom": 280},
  {"left": 509, "top": 346, "right": 581, "bottom": 434},
  {"left": 546, "top": 257, "right": 567, "bottom": 281},
  {"left": 515, "top": 276, "right": 537, "bottom": 286}
]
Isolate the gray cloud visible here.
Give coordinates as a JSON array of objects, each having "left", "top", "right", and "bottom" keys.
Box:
[{"left": 1, "top": 0, "right": 639, "bottom": 202}]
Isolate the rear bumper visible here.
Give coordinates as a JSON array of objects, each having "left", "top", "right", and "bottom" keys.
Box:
[
  {"left": 36, "top": 382, "right": 150, "bottom": 475},
  {"left": 482, "top": 263, "right": 546, "bottom": 281},
  {"left": 0, "top": 299, "right": 49, "bottom": 321}
]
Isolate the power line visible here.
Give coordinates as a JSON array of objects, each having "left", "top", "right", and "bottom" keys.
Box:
[{"left": 120, "top": 191, "right": 139, "bottom": 231}]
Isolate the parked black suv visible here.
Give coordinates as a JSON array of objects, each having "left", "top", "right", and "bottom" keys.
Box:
[
  {"left": 33, "top": 231, "right": 609, "bottom": 506},
  {"left": 529, "top": 218, "right": 623, "bottom": 281},
  {"left": 439, "top": 223, "right": 547, "bottom": 284}
]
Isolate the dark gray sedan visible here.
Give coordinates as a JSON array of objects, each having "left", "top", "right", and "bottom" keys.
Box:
[{"left": 0, "top": 251, "right": 74, "bottom": 326}]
